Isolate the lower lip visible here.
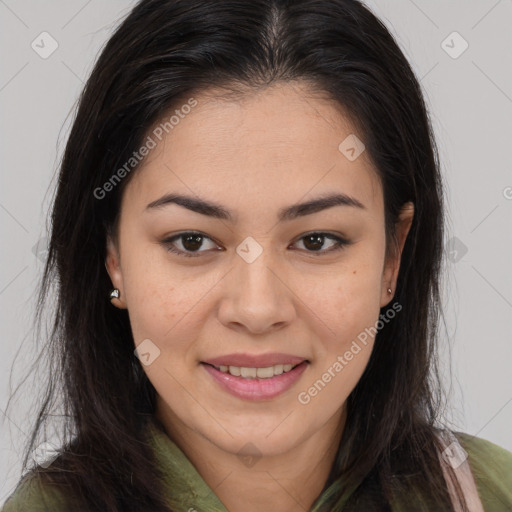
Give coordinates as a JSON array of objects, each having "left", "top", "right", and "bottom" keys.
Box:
[{"left": 202, "top": 361, "right": 308, "bottom": 401}]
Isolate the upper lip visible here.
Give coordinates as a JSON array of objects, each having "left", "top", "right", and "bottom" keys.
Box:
[{"left": 203, "top": 353, "right": 307, "bottom": 368}]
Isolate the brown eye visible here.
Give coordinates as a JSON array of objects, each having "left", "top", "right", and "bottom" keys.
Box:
[
  {"left": 162, "top": 232, "right": 220, "bottom": 258},
  {"left": 303, "top": 234, "right": 325, "bottom": 251},
  {"left": 292, "top": 232, "right": 350, "bottom": 254},
  {"left": 181, "top": 234, "right": 204, "bottom": 251}
]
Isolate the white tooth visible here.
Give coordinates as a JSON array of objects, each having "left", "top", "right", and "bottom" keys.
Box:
[
  {"left": 225, "top": 364, "right": 297, "bottom": 378},
  {"left": 256, "top": 366, "right": 275, "bottom": 379},
  {"left": 229, "top": 366, "right": 241, "bottom": 376},
  {"left": 241, "top": 367, "right": 257, "bottom": 378},
  {"left": 273, "top": 364, "right": 284, "bottom": 375}
]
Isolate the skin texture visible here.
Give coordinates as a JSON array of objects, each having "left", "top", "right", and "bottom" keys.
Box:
[{"left": 106, "top": 81, "right": 414, "bottom": 512}]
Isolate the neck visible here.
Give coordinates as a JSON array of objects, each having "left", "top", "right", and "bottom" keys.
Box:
[{"left": 156, "top": 403, "right": 346, "bottom": 512}]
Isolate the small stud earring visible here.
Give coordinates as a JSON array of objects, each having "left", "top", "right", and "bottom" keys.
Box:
[
  {"left": 387, "top": 288, "right": 392, "bottom": 294},
  {"left": 109, "top": 288, "right": 120, "bottom": 301}
]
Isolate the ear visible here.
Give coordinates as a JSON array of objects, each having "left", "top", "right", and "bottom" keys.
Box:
[
  {"left": 105, "top": 235, "right": 127, "bottom": 309},
  {"left": 380, "top": 201, "right": 414, "bottom": 307}
]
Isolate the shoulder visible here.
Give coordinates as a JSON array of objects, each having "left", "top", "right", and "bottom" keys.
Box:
[
  {"left": 456, "top": 432, "right": 512, "bottom": 510},
  {"left": 1, "top": 472, "right": 72, "bottom": 512}
]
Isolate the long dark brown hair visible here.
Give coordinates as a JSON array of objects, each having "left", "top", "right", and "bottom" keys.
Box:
[{"left": 6, "top": 0, "right": 464, "bottom": 510}]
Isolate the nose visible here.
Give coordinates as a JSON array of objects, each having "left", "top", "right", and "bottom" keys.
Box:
[{"left": 217, "top": 245, "right": 296, "bottom": 335}]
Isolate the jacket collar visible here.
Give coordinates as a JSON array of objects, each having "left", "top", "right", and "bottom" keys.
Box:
[{"left": 145, "top": 417, "right": 229, "bottom": 512}]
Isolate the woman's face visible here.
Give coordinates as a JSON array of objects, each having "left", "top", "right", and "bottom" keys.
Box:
[{"left": 106, "top": 81, "right": 413, "bottom": 458}]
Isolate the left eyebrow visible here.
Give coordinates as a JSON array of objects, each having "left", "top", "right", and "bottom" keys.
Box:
[
  {"left": 278, "top": 193, "right": 366, "bottom": 221},
  {"left": 145, "top": 192, "right": 366, "bottom": 222}
]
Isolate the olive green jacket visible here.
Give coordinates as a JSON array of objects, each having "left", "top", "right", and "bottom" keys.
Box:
[{"left": 2, "top": 419, "right": 512, "bottom": 511}]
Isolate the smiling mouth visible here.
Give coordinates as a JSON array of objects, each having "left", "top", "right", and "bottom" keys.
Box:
[{"left": 203, "top": 362, "right": 302, "bottom": 379}]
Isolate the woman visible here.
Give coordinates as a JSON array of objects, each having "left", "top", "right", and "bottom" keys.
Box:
[{"left": 2, "top": 0, "right": 511, "bottom": 511}]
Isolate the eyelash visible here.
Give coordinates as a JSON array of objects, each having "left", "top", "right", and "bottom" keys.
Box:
[{"left": 161, "top": 231, "right": 351, "bottom": 258}]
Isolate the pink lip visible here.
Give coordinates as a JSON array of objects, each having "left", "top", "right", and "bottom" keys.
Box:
[
  {"left": 203, "top": 352, "right": 306, "bottom": 368},
  {"left": 202, "top": 361, "right": 309, "bottom": 401}
]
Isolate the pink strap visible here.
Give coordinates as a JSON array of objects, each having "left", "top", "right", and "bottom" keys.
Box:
[{"left": 436, "top": 431, "right": 484, "bottom": 512}]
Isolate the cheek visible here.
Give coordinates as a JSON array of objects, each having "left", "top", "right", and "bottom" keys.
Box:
[
  {"left": 336, "top": 264, "right": 383, "bottom": 337},
  {"left": 293, "top": 245, "right": 384, "bottom": 347},
  {"left": 119, "top": 239, "right": 187, "bottom": 344},
  {"left": 300, "top": 251, "right": 385, "bottom": 409},
  {"left": 120, "top": 240, "right": 226, "bottom": 365},
  {"left": 296, "top": 264, "right": 382, "bottom": 414}
]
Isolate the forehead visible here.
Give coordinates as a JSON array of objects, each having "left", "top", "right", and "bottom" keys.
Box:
[{"left": 123, "top": 81, "right": 383, "bottom": 219}]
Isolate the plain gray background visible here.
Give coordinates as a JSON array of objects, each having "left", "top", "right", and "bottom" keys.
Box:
[{"left": 1, "top": 0, "right": 511, "bottom": 505}]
